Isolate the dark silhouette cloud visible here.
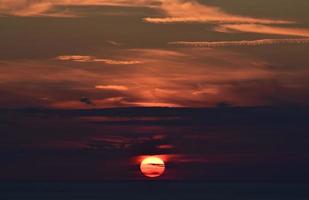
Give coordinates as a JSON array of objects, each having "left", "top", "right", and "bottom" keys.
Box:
[
  {"left": 80, "top": 97, "right": 95, "bottom": 106},
  {"left": 0, "top": 106, "right": 308, "bottom": 181}
]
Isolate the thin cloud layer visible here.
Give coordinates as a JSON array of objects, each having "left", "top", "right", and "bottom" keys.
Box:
[
  {"left": 95, "top": 85, "right": 129, "bottom": 91},
  {"left": 2, "top": 46, "right": 288, "bottom": 109},
  {"left": 146, "top": 1, "right": 309, "bottom": 41},
  {"left": 0, "top": 0, "right": 295, "bottom": 27},
  {"left": 56, "top": 55, "right": 142, "bottom": 65},
  {"left": 1, "top": 1, "right": 309, "bottom": 109},
  {"left": 0, "top": 0, "right": 160, "bottom": 17},
  {"left": 216, "top": 24, "right": 309, "bottom": 37},
  {"left": 144, "top": 0, "right": 291, "bottom": 24},
  {"left": 1, "top": 0, "right": 305, "bottom": 40},
  {"left": 169, "top": 38, "right": 309, "bottom": 48}
]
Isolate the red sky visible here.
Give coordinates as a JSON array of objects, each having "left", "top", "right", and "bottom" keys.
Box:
[
  {"left": 0, "top": 0, "right": 309, "bottom": 109},
  {"left": 0, "top": 0, "right": 309, "bottom": 181}
]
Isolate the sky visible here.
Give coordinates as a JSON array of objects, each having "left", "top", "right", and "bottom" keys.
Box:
[
  {"left": 1, "top": 107, "right": 309, "bottom": 180},
  {"left": 1, "top": 0, "right": 309, "bottom": 108},
  {"left": 0, "top": 0, "right": 309, "bottom": 181}
]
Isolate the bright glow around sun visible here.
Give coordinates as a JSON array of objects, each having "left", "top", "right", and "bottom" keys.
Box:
[{"left": 140, "top": 156, "right": 165, "bottom": 178}]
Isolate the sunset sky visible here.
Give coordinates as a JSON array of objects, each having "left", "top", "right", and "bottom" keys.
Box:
[
  {"left": 1, "top": 0, "right": 309, "bottom": 108},
  {"left": 0, "top": 0, "right": 309, "bottom": 181}
]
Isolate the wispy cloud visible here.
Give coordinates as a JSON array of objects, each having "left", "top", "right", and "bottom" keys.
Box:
[
  {"left": 3, "top": 45, "right": 309, "bottom": 109},
  {"left": 215, "top": 24, "right": 309, "bottom": 37},
  {"left": 192, "top": 88, "right": 218, "bottom": 95},
  {"left": 56, "top": 55, "right": 93, "bottom": 62},
  {"left": 0, "top": 0, "right": 296, "bottom": 27},
  {"left": 0, "top": 0, "right": 75, "bottom": 17},
  {"left": 0, "top": 0, "right": 161, "bottom": 17},
  {"left": 95, "top": 85, "right": 129, "bottom": 91},
  {"left": 0, "top": 0, "right": 51, "bottom": 16},
  {"left": 169, "top": 38, "right": 309, "bottom": 48},
  {"left": 144, "top": 0, "right": 309, "bottom": 40},
  {"left": 56, "top": 55, "right": 142, "bottom": 65},
  {"left": 125, "top": 101, "right": 181, "bottom": 107},
  {"left": 106, "top": 40, "right": 122, "bottom": 46},
  {"left": 95, "top": 59, "right": 142, "bottom": 65},
  {"left": 144, "top": 0, "right": 292, "bottom": 24}
]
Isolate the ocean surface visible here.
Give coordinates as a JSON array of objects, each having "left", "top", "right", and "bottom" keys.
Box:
[{"left": 1, "top": 182, "right": 308, "bottom": 200}]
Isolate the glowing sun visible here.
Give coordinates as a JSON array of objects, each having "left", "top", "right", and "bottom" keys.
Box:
[{"left": 140, "top": 156, "right": 165, "bottom": 178}]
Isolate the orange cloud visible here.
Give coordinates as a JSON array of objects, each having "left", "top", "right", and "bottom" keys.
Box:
[
  {"left": 0, "top": 0, "right": 77, "bottom": 17},
  {"left": 192, "top": 88, "right": 219, "bottom": 95},
  {"left": 216, "top": 24, "right": 309, "bottom": 37},
  {"left": 157, "top": 144, "right": 174, "bottom": 150},
  {"left": 94, "top": 59, "right": 142, "bottom": 65},
  {"left": 125, "top": 101, "right": 181, "bottom": 107},
  {"left": 0, "top": 0, "right": 295, "bottom": 28},
  {"left": 95, "top": 85, "right": 129, "bottom": 91},
  {"left": 56, "top": 55, "right": 142, "bottom": 65},
  {"left": 5, "top": 46, "right": 302, "bottom": 109},
  {"left": 169, "top": 38, "right": 309, "bottom": 48},
  {"left": 144, "top": 0, "right": 291, "bottom": 24},
  {"left": 0, "top": 0, "right": 161, "bottom": 17},
  {"left": 56, "top": 55, "right": 93, "bottom": 62}
]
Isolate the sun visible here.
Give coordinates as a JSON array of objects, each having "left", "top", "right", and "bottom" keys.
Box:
[{"left": 140, "top": 156, "right": 165, "bottom": 178}]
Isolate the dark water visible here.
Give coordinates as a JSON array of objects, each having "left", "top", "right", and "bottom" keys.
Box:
[{"left": 1, "top": 182, "right": 308, "bottom": 200}]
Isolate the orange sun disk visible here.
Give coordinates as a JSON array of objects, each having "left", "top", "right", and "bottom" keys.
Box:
[{"left": 140, "top": 156, "right": 165, "bottom": 178}]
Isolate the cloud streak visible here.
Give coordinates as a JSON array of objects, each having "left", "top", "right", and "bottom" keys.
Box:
[
  {"left": 144, "top": 0, "right": 292, "bottom": 25},
  {"left": 0, "top": 0, "right": 160, "bottom": 17},
  {"left": 216, "top": 24, "right": 309, "bottom": 37},
  {"left": 0, "top": 0, "right": 296, "bottom": 28},
  {"left": 95, "top": 85, "right": 129, "bottom": 91},
  {"left": 169, "top": 38, "right": 309, "bottom": 48},
  {"left": 56, "top": 55, "right": 142, "bottom": 65},
  {"left": 2, "top": 45, "right": 309, "bottom": 109}
]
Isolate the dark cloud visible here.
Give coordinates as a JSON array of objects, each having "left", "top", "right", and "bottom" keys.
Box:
[
  {"left": 0, "top": 107, "right": 308, "bottom": 180},
  {"left": 80, "top": 97, "right": 95, "bottom": 106}
]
